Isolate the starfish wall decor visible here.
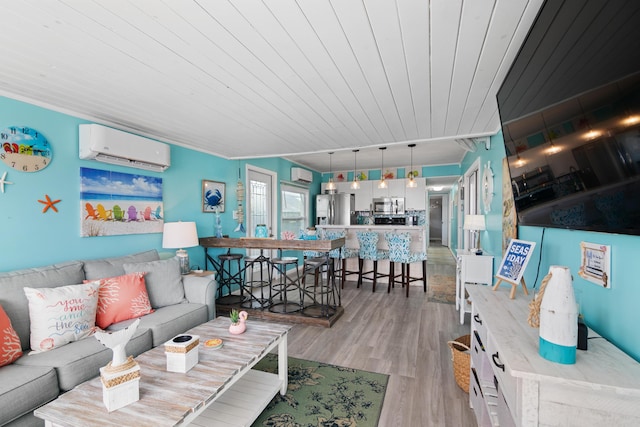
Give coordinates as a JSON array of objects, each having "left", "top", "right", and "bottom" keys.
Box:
[
  {"left": 38, "top": 194, "right": 61, "bottom": 213},
  {"left": 0, "top": 171, "right": 13, "bottom": 193}
]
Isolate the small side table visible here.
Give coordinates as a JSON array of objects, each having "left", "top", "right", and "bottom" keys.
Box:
[
  {"left": 187, "top": 270, "right": 216, "bottom": 279},
  {"left": 456, "top": 251, "right": 493, "bottom": 324}
]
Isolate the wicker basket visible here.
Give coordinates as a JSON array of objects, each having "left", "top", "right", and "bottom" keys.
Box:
[{"left": 447, "top": 334, "right": 471, "bottom": 393}]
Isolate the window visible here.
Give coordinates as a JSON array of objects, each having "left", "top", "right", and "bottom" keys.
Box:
[{"left": 280, "top": 184, "right": 309, "bottom": 237}]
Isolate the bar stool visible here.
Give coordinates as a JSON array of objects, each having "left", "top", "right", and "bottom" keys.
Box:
[
  {"left": 356, "top": 231, "right": 389, "bottom": 292},
  {"left": 384, "top": 232, "right": 427, "bottom": 297},
  {"left": 340, "top": 247, "right": 360, "bottom": 289},
  {"left": 216, "top": 252, "right": 244, "bottom": 305},
  {"left": 241, "top": 251, "right": 271, "bottom": 309},
  {"left": 301, "top": 254, "right": 338, "bottom": 318},
  {"left": 269, "top": 257, "right": 302, "bottom": 313}
]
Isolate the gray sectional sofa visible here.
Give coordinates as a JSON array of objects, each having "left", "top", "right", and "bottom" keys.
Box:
[{"left": 0, "top": 250, "right": 217, "bottom": 427}]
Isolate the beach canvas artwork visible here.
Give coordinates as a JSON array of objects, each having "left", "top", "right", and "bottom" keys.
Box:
[{"left": 80, "top": 167, "right": 164, "bottom": 237}]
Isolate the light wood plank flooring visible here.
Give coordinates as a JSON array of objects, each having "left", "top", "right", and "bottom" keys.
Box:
[{"left": 284, "top": 246, "right": 477, "bottom": 427}]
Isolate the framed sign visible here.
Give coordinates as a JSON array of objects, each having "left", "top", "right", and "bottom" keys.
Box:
[
  {"left": 578, "top": 241, "right": 610, "bottom": 288},
  {"left": 202, "top": 180, "right": 225, "bottom": 212},
  {"left": 496, "top": 239, "right": 536, "bottom": 285}
]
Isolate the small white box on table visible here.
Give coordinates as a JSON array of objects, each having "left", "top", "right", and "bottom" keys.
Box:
[
  {"left": 100, "top": 357, "right": 141, "bottom": 412},
  {"left": 164, "top": 334, "right": 200, "bottom": 373}
]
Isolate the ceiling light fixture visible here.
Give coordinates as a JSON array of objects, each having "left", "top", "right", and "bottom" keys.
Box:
[
  {"left": 351, "top": 149, "right": 360, "bottom": 190},
  {"left": 577, "top": 97, "right": 601, "bottom": 140},
  {"left": 378, "top": 147, "right": 388, "bottom": 189},
  {"left": 326, "top": 152, "right": 336, "bottom": 191},
  {"left": 407, "top": 143, "right": 417, "bottom": 188}
]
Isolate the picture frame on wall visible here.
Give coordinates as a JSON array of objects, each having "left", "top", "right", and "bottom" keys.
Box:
[{"left": 202, "top": 180, "right": 225, "bottom": 212}]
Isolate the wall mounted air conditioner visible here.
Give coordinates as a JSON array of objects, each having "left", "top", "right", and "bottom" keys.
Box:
[
  {"left": 79, "top": 124, "right": 170, "bottom": 172},
  {"left": 291, "top": 167, "right": 312, "bottom": 183}
]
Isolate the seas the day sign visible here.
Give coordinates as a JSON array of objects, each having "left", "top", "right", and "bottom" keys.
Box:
[{"left": 496, "top": 239, "right": 536, "bottom": 285}]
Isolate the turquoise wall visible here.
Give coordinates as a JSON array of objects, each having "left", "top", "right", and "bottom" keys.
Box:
[
  {"left": 462, "top": 131, "right": 640, "bottom": 362},
  {"left": 0, "top": 96, "right": 320, "bottom": 272}
]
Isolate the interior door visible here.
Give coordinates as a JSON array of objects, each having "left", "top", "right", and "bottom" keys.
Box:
[{"left": 246, "top": 166, "right": 277, "bottom": 257}]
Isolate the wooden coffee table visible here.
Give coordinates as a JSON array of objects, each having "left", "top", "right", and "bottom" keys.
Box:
[{"left": 35, "top": 318, "right": 291, "bottom": 426}]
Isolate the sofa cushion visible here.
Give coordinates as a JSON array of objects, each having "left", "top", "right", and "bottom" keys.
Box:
[
  {"left": 109, "top": 303, "right": 207, "bottom": 347},
  {"left": 0, "top": 261, "right": 86, "bottom": 352},
  {"left": 83, "top": 249, "right": 159, "bottom": 281},
  {"left": 14, "top": 327, "right": 152, "bottom": 392},
  {"left": 89, "top": 272, "right": 154, "bottom": 329},
  {"left": 23, "top": 282, "right": 100, "bottom": 353},
  {"left": 0, "top": 364, "right": 58, "bottom": 426},
  {"left": 0, "top": 304, "right": 22, "bottom": 367},
  {"left": 123, "top": 257, "right": 185, "bottom": 308}
]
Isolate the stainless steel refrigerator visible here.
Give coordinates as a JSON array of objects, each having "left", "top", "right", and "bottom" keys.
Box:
[{"left": 316, "top": 193, "right": 356, "bottom": 225}]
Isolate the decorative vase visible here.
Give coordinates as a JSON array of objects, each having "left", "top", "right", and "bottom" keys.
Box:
[
  {"left": 229, "top": 311, "right": 248, "bottom": 334},
  {"left": 255, "top": 224, "right": 268, "bottom": 238},
  {"left": 539, "top": 265, "right": 578, "bottom": 364},
  {"left": 214, "top": 209, "right": 223, "bottom": 238}
]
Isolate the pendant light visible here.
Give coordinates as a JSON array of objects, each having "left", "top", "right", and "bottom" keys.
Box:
[
  {"left": 378, "top": 147, "right": 388, "bottom": 189},
  {"left": 326, "top": 152, "right": 336, "bottom": 191},
  {"left": 541, "top": 113, "right": 560, "bottom": 154},
  {"left": 407, "top": 143, "right": 417, "bottom": 188},
  {"left": 351, "top": 149, "right": 360, "bottom": 189}
]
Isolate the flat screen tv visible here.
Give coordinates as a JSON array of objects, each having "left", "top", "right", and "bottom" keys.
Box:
[{"left": 497, "top": 0, "right": 640, "bottom": 235}]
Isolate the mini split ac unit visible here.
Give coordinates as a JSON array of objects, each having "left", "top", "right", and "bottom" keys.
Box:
[
  {"left": 291, "top": 167, "right": 313, "bottom": 183},
  {"left": 79, "top": 124, "right": 170, "bottom": 172}
]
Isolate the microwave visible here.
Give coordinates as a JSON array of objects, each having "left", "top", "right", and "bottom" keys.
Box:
[{"left": 373, "top": 197, "right": 405, "bottom": 215}]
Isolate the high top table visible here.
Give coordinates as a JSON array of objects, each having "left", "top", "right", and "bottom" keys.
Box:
[
  {"left": 200, "top": 236, "right": 346, "bottom": 312},
  {"left": 35, "top": 318, "right": 291, "bottom": 426}
]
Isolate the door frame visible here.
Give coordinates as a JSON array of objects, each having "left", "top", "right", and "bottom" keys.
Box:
[{"left": 245, "top": 164, "right": 278, "bottom": 238}]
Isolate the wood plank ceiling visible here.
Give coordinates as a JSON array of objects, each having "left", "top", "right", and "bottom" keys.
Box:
[{"left": 0, "top": 0, "right": 543, "bottom": 173}]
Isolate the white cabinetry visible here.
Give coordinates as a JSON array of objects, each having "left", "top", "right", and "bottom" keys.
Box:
[
  {"left": 467, "top": 285, "right": 640, "bottom": 427},
  {"left": 405, "top": 177, "right": 426, "bottom": 210},
  {"left": 456, "top": 251, "right": 493, "bottom": 324},
  {"left": 386, "top": 179, "right": 405, "bottom": 198},
  {"left": 354, "top": 180, "right": 373, "bottom": 211}
]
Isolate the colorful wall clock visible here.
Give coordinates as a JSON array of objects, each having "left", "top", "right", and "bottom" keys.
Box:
[{"left": 0, "top": 126, "right": 52, "bottom": 172}]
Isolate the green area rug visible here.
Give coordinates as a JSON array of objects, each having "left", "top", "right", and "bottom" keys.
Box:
[{"left": 252, "top": 354, "right": 389, "bottom": 427}]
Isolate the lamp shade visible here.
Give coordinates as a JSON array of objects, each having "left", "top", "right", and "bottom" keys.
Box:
[
  {"left": 463, "top": 214, "right": 486, "bottom": 231},
  {"left": 162, "top": 222, "right": 199, "bottom": 249}
]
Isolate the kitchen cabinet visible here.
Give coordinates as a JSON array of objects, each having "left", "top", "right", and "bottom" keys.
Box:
[
  {"left": 371, "top": 180, "right": 388, "bottom": 198},
  {"left": 387, "top": 179, "right": 405, "bottom": 198},
  {"left": 354, "top": 180, "right": 373, "bottom": 211},
  {"left": 467, "top": 285, "right": 640, "bottom": 426},
  {"left": 405, "top": 177, "right": 426, "bottom": 210}
]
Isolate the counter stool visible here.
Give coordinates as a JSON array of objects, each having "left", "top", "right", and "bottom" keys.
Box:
[
  {"left": 241, "top": 252, "right": 271, "bottom": 309},
  {"left": 301, "top": 255, "right": 338, "bottom": 318},
  {"left": 216, "top": 253, "right": 244, "bottom": 305},
  {"left": 384, "top": 232, "right": 427, "bottom": 297},
  {"left": 340, "top": 247, "right": 360, "bottom": 289},
  {"left": 269, "top": 257, "right": 302, "bottom": 314},
  {"left": 356, "top": 231, "right": 389, "bottom": 292}
]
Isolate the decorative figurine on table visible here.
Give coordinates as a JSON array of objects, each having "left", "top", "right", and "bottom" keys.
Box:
[
  {"left": 214, "top": 206, "right": 223, "bottom": 238},
  {"left": 94, "top": 319, "right": 141, "bottom": 412},
  {"left": 234, "top": 179, "right": 246, "bottom": 233},
  {"left": 229, "top": 309, "right": 248, "bottom": 334}
]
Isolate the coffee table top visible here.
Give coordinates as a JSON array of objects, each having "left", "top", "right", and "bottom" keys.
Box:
[{"left": 35, "top": 318, "right": 291, "bottom": 426}]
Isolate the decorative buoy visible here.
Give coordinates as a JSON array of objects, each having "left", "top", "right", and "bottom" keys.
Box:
[{"left": 538, "top": 266, "right": 578, "bottom": 364}]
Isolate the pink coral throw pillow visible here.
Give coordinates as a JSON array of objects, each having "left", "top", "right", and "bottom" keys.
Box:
[
  {"left": 90, "top": 272, "right": 154, "bottom": 329},
  {"left": 0, "top": 304, "right": 22, "bottom": 366}
]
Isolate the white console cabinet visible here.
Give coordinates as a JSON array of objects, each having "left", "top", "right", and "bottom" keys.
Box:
[
  {"left": 467, "top": 285, "right": 640, "bottom": 426},
  {"left": 456, "top": 251, "right": 493, "bottom": 324}
]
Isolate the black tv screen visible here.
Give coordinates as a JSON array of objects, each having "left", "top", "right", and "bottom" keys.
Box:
[{"left": 497, "top": 0, "right": 640, "bottom": 235}]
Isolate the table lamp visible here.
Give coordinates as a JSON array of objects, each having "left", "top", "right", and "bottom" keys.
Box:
[
  {"left": 162, "top": 221, "right": 199, "bottom": 274},
  {"left": 463, "top": 214, "right": 486, "bottom": 254}
]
